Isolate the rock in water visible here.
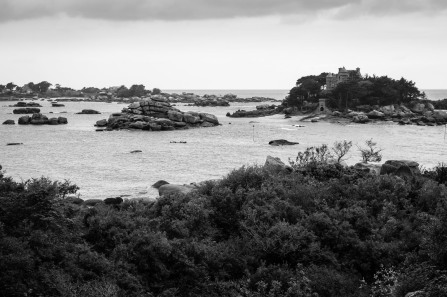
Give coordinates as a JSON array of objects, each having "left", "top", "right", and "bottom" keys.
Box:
[
  {"left": 130, "top": 150, "right": 142, "bottom": 153},
  {"left": 268, "top": 139, "right": 299, "bottom": 146},
  {"left": 77, "top": 109, "right": 101, "bottom": 114},
  {"left": 7, "top": 143, "right": 23, "bottom": 146},
  {"left": 2, "top": 120, "right": 15, "bottom": 125},
  {"left": 152, "top": 180, "right": 170, "bottom": 188}
]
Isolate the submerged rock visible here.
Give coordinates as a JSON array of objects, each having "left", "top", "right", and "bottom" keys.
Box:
[
  {"left": 268, "top": 139, "right": 299, "bottom": 146},
  {"left": 2, "top": 119, "right": 15, "bottom": 125},
  {"left": 77, "top": 109, "right": 101, "bottom": 114}
]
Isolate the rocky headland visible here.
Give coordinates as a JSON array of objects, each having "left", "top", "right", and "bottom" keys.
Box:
[
  {"left": 95, "top": 97, "right": 220, "bottom": 131},
  {"left": 298, "top": 102, "right": 447, "bottom": 126}
]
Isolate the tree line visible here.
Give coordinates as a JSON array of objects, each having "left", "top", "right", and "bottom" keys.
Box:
[{"left": 0, "top": 81, "right": 162, "bottom": 98}]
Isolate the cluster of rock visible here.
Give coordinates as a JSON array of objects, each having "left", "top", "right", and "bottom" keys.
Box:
[
  {"left": 343, "top": 102, "right": 447, "bottom": 125},
  {"left": 161, "top": 93, "right": 278, "bottom": 104},
  {"left": 13, "top": 108, "right": 40, "bottom": 114},
  {"left": 96, "top": 98, "right": 220, "bottom": 131},
  {"left": 76, "top": 109, "right": 101, "bottom": 114},
  {"left": 226, "top": 104, "right": 281, "bottom": 118},
  {"left": 17, "top": 113, "right": 68, "bottom": 125},
  {"left": 10, "top": 101, "right": 42, "bottom": 107}
]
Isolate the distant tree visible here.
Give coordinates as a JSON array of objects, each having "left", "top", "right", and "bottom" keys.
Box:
[
  {"left": 82, "top": 87, "right": 101, "bottom": 94},
  {"left": 116, "top": 85, "right": 130, "bottom": 97},
  {"left": 129, "top": 84, "right": 146, "bottom": 97},
  {"left": 36, "top": 81, "right": 52, "bottom": 93},
  {"left": 6, "top": 82, "right": 17, "bottom": 91},
  {"left": 0, "top": 84, "right": 5, "bottom": 92},
  {"left": 152, "top": 88, "right": 161, "bottom": 95}
]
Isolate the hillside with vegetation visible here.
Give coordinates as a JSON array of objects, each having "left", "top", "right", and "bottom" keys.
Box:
[{"left": 1, "top": 143, "right": 447, "bottom": 296}]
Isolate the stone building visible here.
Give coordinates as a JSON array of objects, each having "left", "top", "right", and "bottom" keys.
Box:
[{"left": 326, "top": 67, "right": 362, "bottom": 91}]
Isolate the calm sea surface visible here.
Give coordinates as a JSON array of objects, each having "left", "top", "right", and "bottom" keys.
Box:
[{"left": 1, "top": 90, "right": 447, "bottom": 200}]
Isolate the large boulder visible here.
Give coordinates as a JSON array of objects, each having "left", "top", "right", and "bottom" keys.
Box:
[
  {"left": 155, "top": 118, "right": 174, "bottom": 127},
  {"left": 411, "top": 103, "right": 426, "bottom": 114},
  {"left": 353, "top": 114, "right": 369, "bottom": 123},
  {"left": 167, "top": 110, "right": 184, "bottom": 122},
  {"left": 96, "top": 119, "right": 108, "bottom": 127},
  {"left": 380, "top": 160, "right": 420, "bottom": 177},
  {"left": 129, "top": 121, "right": 145, "bottom": 129},
  {"left": 158, "top": 184, "right": 197, "bottom": 196},
  {"left": 268, "top": 139, "right": 299, "bottom": 146},
  {"left": 367, "top": 110, "right": 385, "bottom": 119},
  {"left": 2, "top": 120, "right": 15, "bottom": 125},
  {"left": 82, "top": 199, "right": 104, "bottom": 207},
  {"left": 199, "top": 113, "right": 219, "bottom": 125},
  {"left": 380, "top": 105, "right": 395, "bottom": 115},
  {"left": 152, "top": 180, "right": 169, "bottom": 188},
  {"left": 18, "top": 116, "right": 30, "bottom": 125},
  {"left": 57, "top": 117, "right": 68, "bottom": 124},
  {"left": 184, "top": 113, "right": 200, "bottom": 124},
  {"left": 264, "top": 156, "right": 293, "bottom": 173},
  {"left": 30, "top": 113, "right": 49, "bottom": 125},
  {"left": 48, "top": 118, "right": 59, "bottom": 125}
]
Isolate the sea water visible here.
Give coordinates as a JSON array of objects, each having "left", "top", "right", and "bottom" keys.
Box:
[{"left": 1, "top": 92, "right": 447, "bottom": 200}]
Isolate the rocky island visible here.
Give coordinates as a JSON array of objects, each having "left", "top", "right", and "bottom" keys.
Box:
[
  {"left": 95, "top": 95, "right": 220, "bottom": 131},
  {"left": 282, "top": 67, "right": 447, "bottom": 126}
]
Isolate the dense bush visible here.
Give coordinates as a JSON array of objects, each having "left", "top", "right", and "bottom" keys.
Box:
[{"left": 1, "top": 161, "right": 447, "bottom": 296}]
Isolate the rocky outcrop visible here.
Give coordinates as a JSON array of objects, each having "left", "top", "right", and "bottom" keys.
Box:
[
  {"left": 17, "top": 113, "right": 68, "bottom": 125},
  {"left": 95, "top": 119, "right": 108, "bottom": 127},
  {"left": 381, "top": 160, "right": 420, "bottom": 178},
  {"left": 13, "top": 108, "right": 40, "bottom": 114},
  {"left": 227, "top": 105, "right": 281, "bottom": 118},
  {"left": 152, "top": 180, "right": 170, "bottom": 188},
  {"left": 11, "top": 102, "right": 42, "bottom": 107},
  {"left": 158, "top": 184, "right": 197, "bottom": 196},
  {"left": 104, "top": 99, "right": 219, "bottom": 131},
  {"left": 2, "top": 120, "right": 15, "bottom": 125},
  {"left": 264, "top": 156, "right": 293, "bottom": 173},
  {"left": 77, "top": 109, "right": 101, "bottom": 114},
  {"left": 268, "top": 139, "right": 299, "bottom": 146},
  {"left": 52, "top": 103, "right": 65, "bottom": 107}
]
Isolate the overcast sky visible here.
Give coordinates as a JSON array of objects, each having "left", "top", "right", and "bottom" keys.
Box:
[{"left": 0, "top": 0, "right": 446, "bottom": 90}]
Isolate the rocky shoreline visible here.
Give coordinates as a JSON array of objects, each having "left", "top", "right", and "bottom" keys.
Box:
[{"left": 298, "top": 102, "right": 447, "bottom": 126}]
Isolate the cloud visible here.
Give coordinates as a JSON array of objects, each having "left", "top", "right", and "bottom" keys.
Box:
[{"left": 0, "top": 0, "right": 446, "bottom": 22}]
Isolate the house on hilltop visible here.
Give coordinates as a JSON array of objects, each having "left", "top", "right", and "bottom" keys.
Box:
[{"left": 326, "top": 67, "right": 362, "bottom": 91}]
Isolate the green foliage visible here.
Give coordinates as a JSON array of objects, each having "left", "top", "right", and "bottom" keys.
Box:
[{"left": 2, "top": 157, "right": 447, "bottom": 296}]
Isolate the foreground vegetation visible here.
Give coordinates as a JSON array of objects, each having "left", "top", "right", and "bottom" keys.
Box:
[{"left": 1, "top": 157, "right": 447, "bottom": 296}]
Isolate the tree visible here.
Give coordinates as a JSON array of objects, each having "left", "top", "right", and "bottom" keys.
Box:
[
  {"left": 129, "top": 84, "right": 146, "bottom": 97},
  {"left": 0, "top": 84, "right": 5, "bottom": 92},
  {"left": 6, "top": 82, "right": 17, "bottom": 91},
  {"left": 357, "top": 139, "right": 383, "bottom": 163},
  {"left": 332, "top": 140, "right": 352, "bottom": 163},
  {"left": 36, "top": 81, "right": 52, "bottom": 93},
  {"left": 116, "top": 85, "right": 130, "bottom": 97}
]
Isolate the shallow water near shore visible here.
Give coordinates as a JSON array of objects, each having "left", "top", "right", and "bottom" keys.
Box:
[{"left": 1, "top": 99, "right": 447, "bottom": 200}]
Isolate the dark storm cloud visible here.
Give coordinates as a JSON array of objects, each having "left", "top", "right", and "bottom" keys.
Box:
[{"left": 0, "top": 0, "right": 446, "bottom": 22}]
